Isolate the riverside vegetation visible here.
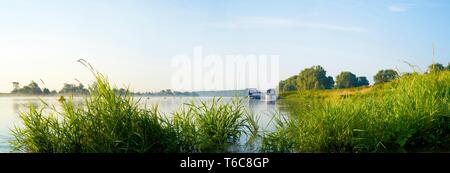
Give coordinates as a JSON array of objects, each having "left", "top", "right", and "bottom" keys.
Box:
[
  {"left": 10, "top": 60, "right": 450, "bottom": 153},
  {"left": 263, "top": 69, "right": 450, "bottom": 152}
]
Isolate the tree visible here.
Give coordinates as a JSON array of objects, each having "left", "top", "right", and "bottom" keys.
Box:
[
  {"left": 279, "top": 75, "right": 298, "bottom": 92},
  {"left": 447, "top": 63, "right": 450, "bottom": 70},
  {"left": 43, "top": 88, "right": 51, "bottom": 95},
  {"left": 28, "top": 81, "right": 42, "bottom": 94},
  {"left": 60, "top": 83, "right": 76, "bottom": 93},
  {"left": 428, "top": 63, "right": 445, "bottom": 73},
  {"left": 297, "top": 65, "right": 334, "bottom": 90},
  {"left": 59, "top": 83, "right": 89, "bottom": 95},
  {"left": 11, "top": 81, "right": 42, "bottom": 94},
  {"left": 12, "top": 82, "right": 19, "bottom": 91},
  {"left": 356, "top": 76, "right": 369, "bottom": 87},
  {"left": 374, "top": 69, "right": 399, "bottom": 84},
  {"left": 335, "top": 72, "right": 358, "bottom": 89},
  {"left": 113, "top": 88, "right": 127, "bottom": 95},
  {"left": 335, "top": 73, "right": 368, "bottom": 88},
  {"left": 160, "top": 89, "right": 174, "bottom": 95}
]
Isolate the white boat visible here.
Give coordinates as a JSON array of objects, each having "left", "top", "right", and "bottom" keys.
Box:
[
  {"left": 247, "top": 88, "right": 261, "bottom": 99},
  {"left": 261, "top": 89, "right": 277, "bottom": 102}
]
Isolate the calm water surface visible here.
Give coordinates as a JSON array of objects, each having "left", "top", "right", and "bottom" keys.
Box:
[{"left": 0, "top": 96, "right": 288, "bottom": 153}]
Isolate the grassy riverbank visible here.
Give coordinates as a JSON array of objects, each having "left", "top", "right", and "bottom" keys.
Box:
[
  {"left": 262, "top": 71, "right": 450, "bottom": 152},
  {"left": 10, "top": 68, "right": 450, "bottom": 153}
]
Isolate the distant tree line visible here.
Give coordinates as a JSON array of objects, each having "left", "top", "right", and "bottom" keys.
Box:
[
  {"left": 427, "top": 62, "right": 449, "bottom": 73},
  {"left": 11, "top": 81, "right": 89, "bottom": 95},
  {"left": 137, "top": 89, "right": 199, "bottom": 96},
  {"left": 278, "top": 65, "right": 369, "bottom": 92},
  {"left": 59, "top": 83, "right": 90, "bottom": 95},
  {"left": 11, "top": 81, "right": 55, "bottom": 95},
  {"left": 279, "top": 62, "right": 449, "bottom": 92},
  {"left": 109, "top": 88, "right": 199, "bottom": 97},
  {"left": 10, "top": 62, "right": 448, "bottom": 95},
  {"left": 10, "top": 82, "right": 200, "bottom": 97}
]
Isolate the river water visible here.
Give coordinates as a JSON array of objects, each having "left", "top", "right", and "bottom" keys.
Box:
[{"left": 0, "top": 96, "right": 288, "bottom": 153}]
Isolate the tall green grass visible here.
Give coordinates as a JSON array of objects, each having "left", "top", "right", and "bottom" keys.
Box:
[
  {"left": 262, "top": 71, "right": 450, "bottom": 152},
  {"left": 11, "top": 73, "right": 178, "bottom": 153},
  {"left": 10, "top": 60, "right": 258, "bottom": 153},
  {"left": 173, "top": 98, "right": 257, "bottom": 152}
]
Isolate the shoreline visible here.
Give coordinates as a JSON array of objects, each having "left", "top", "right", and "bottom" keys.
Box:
[{"left": 0, "top": 94, "right": 251, "bottom": 98}]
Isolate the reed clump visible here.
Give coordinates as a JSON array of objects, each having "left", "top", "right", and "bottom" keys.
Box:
[{"left": 11, "top": 60, "right": 257, "bottom": 153}]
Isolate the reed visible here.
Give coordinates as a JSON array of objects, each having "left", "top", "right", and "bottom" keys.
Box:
[{"left": 262, "top": 71, "right": 450, "bottom": 152}]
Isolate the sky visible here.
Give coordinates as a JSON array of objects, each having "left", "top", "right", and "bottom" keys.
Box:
[{"left": 0, "top": 0, "right": 449, "bottom": 92}]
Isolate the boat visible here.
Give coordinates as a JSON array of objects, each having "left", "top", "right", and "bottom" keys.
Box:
[
  {"left": 261, "top": 89, "right": 277, "bottom": 102},
  {"left": 247, "top": 88, "right": 261, "bottom": 99}
]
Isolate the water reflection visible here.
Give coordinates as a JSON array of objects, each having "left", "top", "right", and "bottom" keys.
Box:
[{"left": 12, "top": 99, "right": 40, "bottom": 114}]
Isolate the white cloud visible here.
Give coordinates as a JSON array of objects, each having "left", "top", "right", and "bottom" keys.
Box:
[
  {"left": 207, "top": 17, "right": 368, "bottom": 33},
  {"left": 388, "top": 4, "right": 408, "bottom": 12}
]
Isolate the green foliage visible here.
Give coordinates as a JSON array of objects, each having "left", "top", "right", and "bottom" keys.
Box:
[
  {"left": 356, "top": 77, "right": 369, "bottom": 87},
  {"left": 279, "top": 65, "right": 335, "bottom": 93},
  {"left": 141, "top": 89, "right": 200, "bottom": 96},
  {"left": 428, "top": 63, "right": 445, "bottom": 73},
  {"left": 172, "top": 91, "right": 199, "bottom": 97},
  {"left": 333, "top": 72, "right": 369, "bottom": 89},
  {"left": 11, "top": 81, "right": 43, "bottom": 95},
  {"left": 10, "top": 81, "right": 66, "bottom": 95},
  {"left": 335, "top": 72, "right": 358, "bottom": 89},
  {"left": 160, "top": 89, "right": 173, "bottom": 95},
  {"left": 42, "top": 88, "right": 51, "bottom": 95},
  {"left": 296, "top": 65, "right": 334, "bottom": 90},
  {"left": 374, "top": 69, "right": 399, "bottom": 84},
  {"left": 173, "top": 98, "right": 254, "bottom": 152},
  {"left": 59, "top": 83, "right": 89, "bottom": 95},
  {"left": 112, "top": 88, "right": 127, "bottom": 95},
  {"left": 278, "top": 75, "right": 298, "bottom": 92},
  {"left": 262, "top": 71, "right": 450, "bottom": 152}
]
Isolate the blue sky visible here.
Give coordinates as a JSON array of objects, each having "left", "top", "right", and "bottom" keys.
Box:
[{"left": 0, "top": 0, "right": 449, "bottom": 92}]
